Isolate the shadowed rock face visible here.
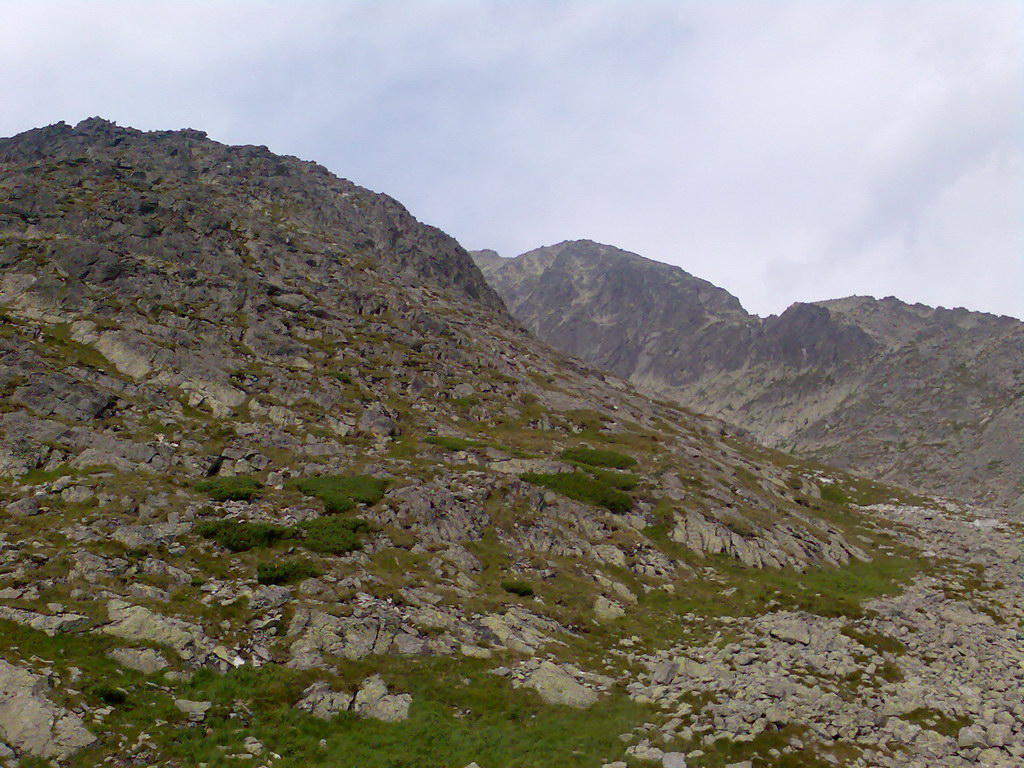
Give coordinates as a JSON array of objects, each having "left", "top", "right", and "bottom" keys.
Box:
[{"left": 475, "top": 241, "right": 1024, "bottom": 511}]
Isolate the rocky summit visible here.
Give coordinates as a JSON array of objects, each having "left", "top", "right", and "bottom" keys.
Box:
[
  {"left": 0, "top": 120, "right": 1020, "bottom": 767},
  {"left": 474, "top": 240, "right": 1024, "bottom": 513}
]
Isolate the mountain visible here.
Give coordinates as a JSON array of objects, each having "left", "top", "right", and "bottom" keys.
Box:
[
  {"left": 0, "top": 121, "right": 1021, "bottom": 767},
  {"left": 474, "top": 240, "right": 1024, "bottom": 513}
]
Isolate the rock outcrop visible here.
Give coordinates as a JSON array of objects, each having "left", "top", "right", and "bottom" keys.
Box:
[{"left": 0, "top": 660, "right": 95, "bottom": 759}]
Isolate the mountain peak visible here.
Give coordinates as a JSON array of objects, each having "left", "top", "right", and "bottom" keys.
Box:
[{"left": 477, "top": 241, "right": 1024, "bottom": 511}]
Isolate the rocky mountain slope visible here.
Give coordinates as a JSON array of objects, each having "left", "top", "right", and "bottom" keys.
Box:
[
  {"left": 474, "top": 241, "right": 1024, "bottom": 513},
  {"left": 0, "top": 120, "right": 1020, "bottom": 768}
]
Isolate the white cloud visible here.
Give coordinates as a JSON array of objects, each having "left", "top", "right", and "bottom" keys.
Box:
[{"left": 0, "top": 0, "right": 1020, "bottom": 318}]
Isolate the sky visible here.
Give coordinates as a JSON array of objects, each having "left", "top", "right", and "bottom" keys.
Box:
[{"left": 1, "top": 0, "right": 1021, "bottom": 319}]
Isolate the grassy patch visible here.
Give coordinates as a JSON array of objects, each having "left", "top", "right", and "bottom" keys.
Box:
[
  {"left": 520, "top": 471, "right": 631, "bottom": 513},
  {"left": 194, "top": 475, "right": 261, "bottom": 502},
  {"left": 820, "top": 484, "right": 849, "bottom": 505},
  {"left": 156, "top": 657, "right": 654, "bottom": 768},
  {"left": 841, "top": 626, "right": 906, "bottom": 655},
  {"left": 560, "top": 446, "right": 636, "bottom": 469},
  {"left": 196, "top": 519, "right": 291, "bottom": 552},
  {"left": 898, "top": 707, "right": 971, "bottom": 737},
  {"left": 582, "top": 467, "right": 641, "bottom": 491},
  {"left": 424, "top": 435, "right": 485, "bottom": 451},
  {"left": 257, "top": 559, "right": 322, "bottom": 586}
]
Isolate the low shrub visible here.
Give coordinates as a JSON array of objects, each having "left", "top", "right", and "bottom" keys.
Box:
[
  {"left": 91, "top": 685, "right": 128, "bottom": 706},
  {"left": 585, "top": 467, "right": 641, "bottom": 490},
  {"left": 293, "top": 475, "right": 389, "bottom": 513},
  {"left": 298, "top": 515, "right": 370, "bottom": 555},
  {"left": 560, "top": 447, "right": 637, "bottom": 469},
  {"left": 424, "top": 435, "right": 481, "bottom": 451},
  {"left": 196, "top": 519, "right": 291, "bottom": 552},
  {"left": 520, "top": 471, "right": 632, "bottom": 513},
  {"left": 501, "top": 579, "right": 534, "bottom": 597},
  {"left": 257, "top": 559, "right": 322, "bottom": 586},
  {"left": 194, "top": 475, "right": 261, "bottom": 502}
]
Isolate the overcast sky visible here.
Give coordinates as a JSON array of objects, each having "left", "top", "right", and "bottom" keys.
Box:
[{"left": 1, "top": 1, "right": 1021, "bottom": 318}]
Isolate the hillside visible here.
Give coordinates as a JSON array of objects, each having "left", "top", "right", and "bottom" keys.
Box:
[
  {"left": 0, "top": 121, "right": 1021, "bottom": 767},
  {"left": 475, "top": 240, "right": 1024, "bottom": 513}
]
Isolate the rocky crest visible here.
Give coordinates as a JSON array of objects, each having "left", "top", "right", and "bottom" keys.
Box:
[{"left": 475, "top": 241, "right": 1024, "bottom": 512}]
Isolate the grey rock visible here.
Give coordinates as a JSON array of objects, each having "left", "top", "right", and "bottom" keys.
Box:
[
  {"left": 523, "top": 662, "right": 598, "bottom": 708},
  {"left": 101, "top": 600, "right": 215, "bottom": 665},
  {"left": 0, "top": 606, "right": 90, "bottom": 636},
  {"left": 0, "top": 659, "right": 95, "bottom": 758},
  {"left": 107, "top": 647, "right": 170, "bottom": 674},
  {"left": 4, "top": 497, "right": 40, "bottom": 517},
  {"left": 352, "top": 674, "right": 412, "bottom": 722},
  {"left": 294, "top": 681, "right": 354, "bottom": 720},
  {"left": 174, "top": 699, "right": 212, "bottom": 722}
]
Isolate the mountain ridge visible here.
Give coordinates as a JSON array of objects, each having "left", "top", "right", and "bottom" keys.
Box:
[
  {"left": 0, "top": 120, "right": 1021, "bottom": 767},
  {"left": 474, "top": 240, "right": 1024, "bottom": 512}
]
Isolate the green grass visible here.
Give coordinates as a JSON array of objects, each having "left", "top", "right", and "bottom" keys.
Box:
[
  {"left": 196, "top": 519, "right": 291, "bottom": 552},
  {"left": 820, "top": 484, "right": 849, "bottom": 505},
  {"left": 149, "top": 657, "right": 655, "bottom": 768},
  {"left": 297, "top": 516, "right": 370, "bottom": 555},
  {"left": 560, "top": 446, "right": 637, "bottom": 469},
  {"left": 520, "top": 471, "right": 632, "bottom": 513},
  {"left": 841, "top": 626, "right": 906, "bottom": 655},
  {"left": 257, "top": 559, "right": 322, "bottom": 585},
  {"left": 293, "top": 475, "right": 389, "bottom": 513},
  {"left": 583, "top": 467, "right": 641, "bottom": 490},
  {"left": 194, "top": 475, "right": 262, "bottom": 502}
]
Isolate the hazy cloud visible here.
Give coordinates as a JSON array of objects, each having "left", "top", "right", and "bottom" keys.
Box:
[{"left": 1, "top": 0, "right": 1020, "bottom": 318}]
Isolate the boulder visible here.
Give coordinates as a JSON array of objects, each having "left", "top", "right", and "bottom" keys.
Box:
[
  {"left": 101, "top": 600, "right": 215, "bottom": 664},
  {"left": 524, "top": 662, "right": 597, "bottom": 708},
  {"left": 107, "top": 648, "right": 170, "bottom": 674},
  {"left": 594, "top": 596, "right": 626, "bottom": 621},
  {"left": 0, "top": 660, "right": 95, "bottom": 758},
  {"left": 352, "top": 675, "right": 412, "bottom": 722},
  {"left": 4, "top": 497, "right": 40, "bottom": 517},
  {"left": 294, "top": 681, "right": 354, "bottom": 720},
  {"left": 174, "top": 699, "right": 212, "bottom": 722}
]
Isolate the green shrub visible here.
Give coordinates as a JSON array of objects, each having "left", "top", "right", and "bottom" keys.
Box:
[
  {"left": 194, "top": 475, "right": 261, "bottom": 502},
  {"left": 293, "top": 475, "right": 389, "bottom": 513},
  {"left": 196, "top": 519, "right": 291, "bottom": 552},
  {"left": 501, "top": 579, "right": 534, "bottom": 597},
  {"left": 298, "top": 516, "right": 370, "bottom": 555},
  {"left": 560, "top": 447, "right": 637, "bottom": 469},
  {"left": 585, "top": 467, "right": 641, "bottom": 490},
  {"left": 520, "top": 471, "right": 632, "bottom": 513},
  {"left": 257, "top": 559, "right": 322, "bottom": 585}
]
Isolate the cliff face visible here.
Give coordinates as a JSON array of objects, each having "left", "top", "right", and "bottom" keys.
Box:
[{"left": 475, "top": 241, "right": 1024, "bottom": 511}]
